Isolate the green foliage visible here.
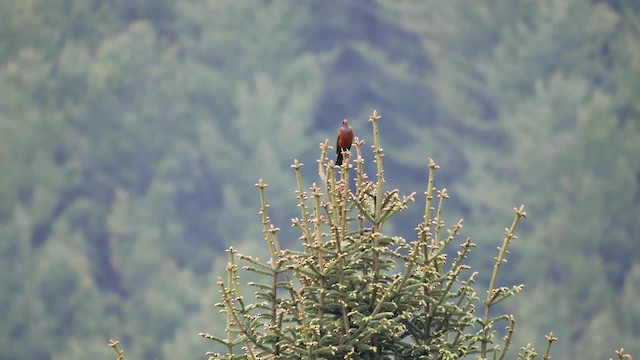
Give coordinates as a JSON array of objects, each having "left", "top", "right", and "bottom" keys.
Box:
[
  {"left": 201, "top": 111, "right": 535, "bottom": 359},
  {"left": 0, "top": 1, "right": 638, "bottom": 358}
]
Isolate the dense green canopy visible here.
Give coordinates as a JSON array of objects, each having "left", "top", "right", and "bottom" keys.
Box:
[{"left": 0, "top": 1, "right": 638, "bottom": 358}]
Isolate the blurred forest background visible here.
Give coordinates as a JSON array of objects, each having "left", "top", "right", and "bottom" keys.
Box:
[{"left": 1, "top": 0, "right": 639, "bottom": 359}]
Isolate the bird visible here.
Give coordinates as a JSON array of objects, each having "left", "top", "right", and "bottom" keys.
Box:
[{"left": 336, "top": 119, "right": 354, "bottom": 166}]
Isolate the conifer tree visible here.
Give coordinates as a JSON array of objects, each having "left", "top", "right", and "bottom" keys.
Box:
[{"left": 199, "top": 110, "right": 541, "bottom": 359}]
